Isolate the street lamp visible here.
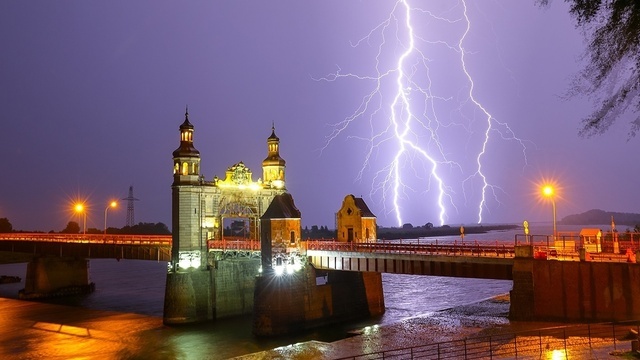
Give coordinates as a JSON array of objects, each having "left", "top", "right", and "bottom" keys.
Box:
[
  {"left": 74, "top": 203, "right": 87, "bottom": 235},
  {"left": 104, "top": 201, "right": 117, "bottom": 235},
  {"left": 542, "top": 185, "right": 557, "bottom": 244}
]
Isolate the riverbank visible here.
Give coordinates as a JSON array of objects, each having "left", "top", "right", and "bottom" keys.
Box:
[{"left": 234, "top": 293, "right": 634, "bottom": 359}]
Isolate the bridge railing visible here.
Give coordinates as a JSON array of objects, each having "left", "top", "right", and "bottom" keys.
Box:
[
  {"left": 0, "top": 233, "right": 172, "bottom": 245},
  {"left": 334, "top": 321, "right": 640, "bottom": 360},
  {"left": 306, "top": 240, "right": 517, "bottom": 258},
  {"left": 207, "top": 238, "right": 260, "bottom": 251}
]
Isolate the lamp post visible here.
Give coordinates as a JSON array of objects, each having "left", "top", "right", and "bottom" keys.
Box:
[
  {"left": 74, "top": 203, "right": 87, "bottom": 235},
  {"left": 104, "top": 201, "right": 117, "bottom": 235},
  {"left": 542, "top": 185, "right": 557, "bottom": 245}
]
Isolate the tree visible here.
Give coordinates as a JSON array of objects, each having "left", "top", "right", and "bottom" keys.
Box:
[
  {"left": 540, "top": 0, "right": 640, "bottom": 137},
  {"left": 61, "top": 221, "right": 80, "bottom": 234},
  {"left": 0, "top": 218, "right": 13, "bottom": 232}
]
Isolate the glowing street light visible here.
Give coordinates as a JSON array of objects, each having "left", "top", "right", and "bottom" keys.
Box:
[
  {"left": 542, "top": 185, "right": 557, "bottom": 242},
  {"left": 74, "top": 203, "right": 87, "bottom": 235},
  {"left": 104, "top": 201, "right": 117, "bottom": 235}
]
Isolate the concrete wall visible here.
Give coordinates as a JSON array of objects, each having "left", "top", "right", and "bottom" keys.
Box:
[
  {"left": 164, "top": 258, "right": 260, "bottom": 324},
  {"left": 510, "top": 259, "right": 640, "bottom": 322},
  {"left": 252, "top": 265, "right": 384, "bottom": 336},
  {"left": 212, "top": 258, "right": 260, "bottom": 318},
  {"left": 20, "top": 256, "right": 92, "bottom": 299},
  {"left": 163, "top": 269, "right": 214, "bottom": 324},
  {"left": 268, "top": 218, "right": 300, "bottom": 246}
]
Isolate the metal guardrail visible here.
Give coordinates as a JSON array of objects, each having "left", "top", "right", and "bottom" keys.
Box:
[
  {"left": 306, "top": 241, "right": 517, "bottom": 258},
  {"left": 0, "top": 233, "right": 172, "bottom": 245},
  {"left": 208, "top": 239, "right": 637, "bottom": 263},
  {"left": 207, "top": 239, "right": 260, "bottom": 251},
  {"left": 335, "top": 321, "right": 640, "bottom": 359}
]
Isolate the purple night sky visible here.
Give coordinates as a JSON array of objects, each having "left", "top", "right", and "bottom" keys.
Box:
[{"left": 1, "top": 1, "right": 637, "bottom": 233}]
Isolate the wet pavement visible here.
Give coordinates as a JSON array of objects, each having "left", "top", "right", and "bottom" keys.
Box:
[
  {"left": 0, "top": 293, "right": 636, "bottom": 359},
  {"left": 235, "top": 295, "right": 638, "bottom": 360}
]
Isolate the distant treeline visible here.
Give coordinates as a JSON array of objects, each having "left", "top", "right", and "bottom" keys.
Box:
[
  {"left": 0, "top": 217, "right": 170, "bottom": 235},
  {"left": 377, "top": 224, "right": 519, "bottom": 240},
  {"left": 302, "top": 225, "right": 335, "bottom": 240},
  {"left": 560, "top": 209, "right": 640, "bottom": 227},
  {"left": 301, "top": 223, "right": 519, "bottom": 240}
]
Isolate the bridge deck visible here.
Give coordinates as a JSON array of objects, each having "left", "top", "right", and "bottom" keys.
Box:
[{"left": 0, "top": 233, "right": 171, "bottom": 261}]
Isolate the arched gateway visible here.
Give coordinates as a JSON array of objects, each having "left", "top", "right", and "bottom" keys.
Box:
[
  {"left": 165, "top": 109, "right": 384, "bottom": 331},
  {"left": 170, "top": 109, "right": 288, "bottom": 270}
]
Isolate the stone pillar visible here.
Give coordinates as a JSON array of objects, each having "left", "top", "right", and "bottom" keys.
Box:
[
  {"left": 252, "top": 265, "right": 385, "bottom": 337},
  {"left": 19, "top": 256, "right": 93, "bottom": 299},
  {"left": 509, "top": 258, "right": 534, "bottom": 320},
  {"left": 163, "top": 268, "right": 214, "bottom": 325},
  {"left": 253, "top": 270, "right": 307, "bottom": 336}
]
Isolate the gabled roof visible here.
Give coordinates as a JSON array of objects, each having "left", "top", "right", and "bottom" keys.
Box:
[
  {"left": 580, "top": 228, "right": 601, "bottom": 237},
  {"left": 353, "top": 196, "right": 376, "bottom": 218},
  {"left": 261, "top": 193, "right": 301, "bottom": 219}
]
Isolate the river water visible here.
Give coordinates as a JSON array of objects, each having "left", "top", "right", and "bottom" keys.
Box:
[{"left": 0, "top": 223, "right": 614, "bottom": 359}]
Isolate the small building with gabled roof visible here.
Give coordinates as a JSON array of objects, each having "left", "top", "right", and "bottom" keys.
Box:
[
  {"left": 580, "top": 228, "right": 602, "bottom": 253},
  {"left": 260, "top": 193, "right": 301, "bottom": 270},
  {"left": 336, "top": 194, "right": 376, "bottom": 243}
]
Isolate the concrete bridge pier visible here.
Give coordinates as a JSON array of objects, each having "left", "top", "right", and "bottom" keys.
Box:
[
  {"left": 163, "top": 268, "right": 214, "bottom": 324},
  {"left": 252, "top": 265, "right": 385, "bottom": 337},
  {"left": 19, "top": 256, "right": 94, "bottom": 299},
  {"left": 510, "top": 245, "right": 640, "bottom": 322}
]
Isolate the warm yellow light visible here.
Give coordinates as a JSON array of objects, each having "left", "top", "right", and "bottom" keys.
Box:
[
  {"left": 74, "top": 204, "right": 84, "bottom": 213},
  {"left": 109, "top": 201, "right": 117, "bottom": 208},
  {"left": 542, "top": 185, "right": 554, "bottom": 198}
]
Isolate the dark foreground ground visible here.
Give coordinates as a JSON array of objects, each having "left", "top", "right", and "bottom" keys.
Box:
[
  {"left": 0, "top": 294, "right": 636, "bottom": 359},
  {"left": 236, "top": 294, "right": 639, "bottom": 360}
]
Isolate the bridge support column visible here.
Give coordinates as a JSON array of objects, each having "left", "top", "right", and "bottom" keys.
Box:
[
  {"left": 509, "top": 258, "right": 535, "bottom": 320},
  {"left": 19, "top": 256, "right": 94, "bottom": 299},
  {"left": 510, "top": 258, "right": 640, "bottom": 322},
  {"left": 163, "top": 268, "right": 214, "bottom": 325},
  {"left": 252, "top": 265, "right": 384, "bottom": 337}
]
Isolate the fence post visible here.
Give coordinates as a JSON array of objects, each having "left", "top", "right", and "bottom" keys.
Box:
[
  {"left": 612, "top": 323, "right": 617, "bottom": 350},
  {"left": 588, "top": 323, "right": 592, "bottom": 349},
  {"left": 487, "top": 336, "right": 492, "bottom": 359},
  {"left": 539, "top": 330, "right": 543, "bottom": 355},
  {"left": 464, "top": 339, "right": 467, "bottom": 358},
  {"left": 563, "top": 328, "right": 567, "bottom": 355}
]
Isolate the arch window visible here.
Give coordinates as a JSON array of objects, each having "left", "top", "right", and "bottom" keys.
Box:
[
  {"left": 182, "top": 162, "right": 188, "bottom": 176},
  {"left": 174, "top": 162, "right": 179, "bottom": 174},
  {"left": 181, "top": 131, "right": 193, "bottom": 142}
]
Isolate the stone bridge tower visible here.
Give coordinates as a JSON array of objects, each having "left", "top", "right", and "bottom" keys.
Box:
[
  {"left": 164, "top": 109, "right": 213, "bottom": 325},
  {"left": 170, "top": 108, "right": 204, "bottom": 269}
]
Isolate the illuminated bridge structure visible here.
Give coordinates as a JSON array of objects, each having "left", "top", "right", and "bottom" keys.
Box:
[
  {"left": 0, "top": 233, "right": 171, "bottom": 261},
  {"left": 0, "top": 233, "right": 172, "bottom": 300},
  {"left": 208, "top": 237, "right": 640, "bottom": 328},
  {"left": 1, "top": 233, "right": 639, "bottom": 329},
  {"left": 208, "top": 239, "right": 517, "bottom": 280}
]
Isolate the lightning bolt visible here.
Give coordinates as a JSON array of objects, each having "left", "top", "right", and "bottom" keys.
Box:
[
  {"left": 318, "top": 0, "right": 529, "bottom": 226},
  {"left": 456, "top": 1, "right": 530, "bottom": 224}
]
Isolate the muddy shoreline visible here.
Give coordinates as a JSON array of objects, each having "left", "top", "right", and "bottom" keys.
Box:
[{"left": 234, "top": 293, "right": 614, "bottom": 359}]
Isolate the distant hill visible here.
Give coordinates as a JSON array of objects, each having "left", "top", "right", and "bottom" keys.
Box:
[{"left": 560, "top": 209, "right": 640, "bottom": 227}]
